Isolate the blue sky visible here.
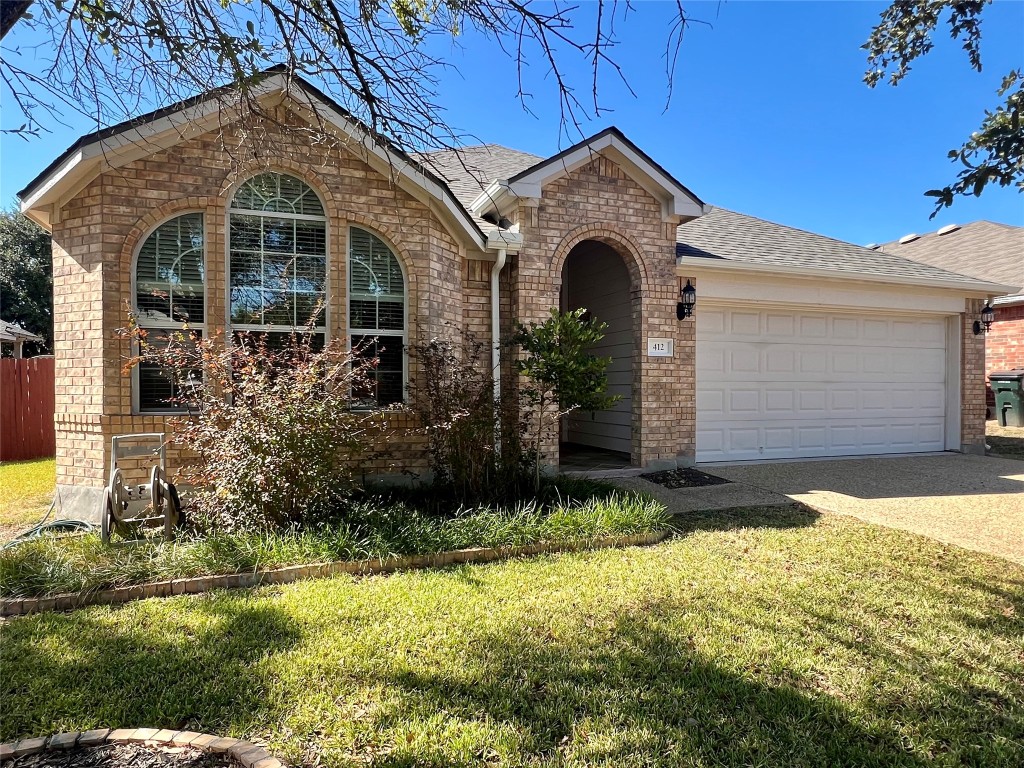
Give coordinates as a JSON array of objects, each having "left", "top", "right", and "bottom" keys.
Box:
[{"left": 2, "top": 0, "right": 1022, "bottom": 246}]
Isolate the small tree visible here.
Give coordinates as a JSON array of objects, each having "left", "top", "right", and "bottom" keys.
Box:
[
  {"left": 513, "top": 308, "right": 619, "bottom": 490},
  {"left": 120, "top": 312, "right": 396, "bottom": 532},
  {"left": 407, "top": 326, "right": 533, "bottom": 503}
]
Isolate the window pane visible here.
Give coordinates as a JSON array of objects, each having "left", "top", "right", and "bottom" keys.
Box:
[
  {"left": 296, "top": 220, "right": 326, "bottom": 255},
  {"left": 233, "top": 330, "right": 326, "bottom": 354},
  {"left": 135, "top": 213, "right": 205, "bottom": 324},
  {"left": 349, "top": 299, "right": 377, "bottom": 330},
  {"left": 378, "top": 300, "right": 404, "bottom": 331},
  {"left": 294, "top": 293, "right": 326, "bottom": 328},
  {"left": 351, "top": 334, "right": 404, "bottom": 406},
  {"left": 230, "top": 173, "right": 325, "bottom": 217},
  {"left": 229, "top": 214, "right": 262, "bottom": 251},
  {"left": 262, "top": 218, "right": 295, "bottom": 253},
  {"left": 138, "top": 330, "right": 202, "bottom": 412},
  {"left": 229, "top": 184, "right": 326, "bottom": 332},
  {"left": 349, "top": 227, "right": 405, "bottom": 333}
]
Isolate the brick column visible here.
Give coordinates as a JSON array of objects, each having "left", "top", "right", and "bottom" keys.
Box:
[{"left": 961, "top": 298, "right": 987, "bottom": 454}]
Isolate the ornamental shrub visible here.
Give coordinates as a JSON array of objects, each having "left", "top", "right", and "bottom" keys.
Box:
[
  {"left": 407, "top": 327, "right": 533, "bottom": 503},
  {"left": 121, "top": 311, "right": 397, "bottom": 532}
]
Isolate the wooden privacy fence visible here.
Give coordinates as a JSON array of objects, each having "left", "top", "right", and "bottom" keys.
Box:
[{"left": 1, "top": 356, "right": 56, "bottom": 461}]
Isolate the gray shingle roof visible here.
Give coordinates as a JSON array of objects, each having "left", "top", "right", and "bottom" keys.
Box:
[
  {"left": 415, "top": 144, "right": 1010, "bottom": 292},
  {"left": 0, "top": 321, "right": 43, "bottom": 344},
  {"left": 877, "top": 221, "right": 1023, "bottom": 297},
  {"left": 414, "top": 144, "right": 543, "bottom": 229},
  {"left": 676, "top": 207, "right": 995, "bottom": 288}
]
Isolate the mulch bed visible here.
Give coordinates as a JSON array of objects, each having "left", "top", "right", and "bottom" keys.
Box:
[
  {"left": 5, "top": 744, "right": 236, "bottom": 768},
  {"left": 640, "top": 467, "right": 731, "bottom": 489}
]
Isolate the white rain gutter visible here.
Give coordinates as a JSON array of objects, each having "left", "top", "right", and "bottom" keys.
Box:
[
  {"left": 484, "top": 230, "right": 524, "bottom": 451},
  {"left": 490, "top": 248, "right": 507, "bottom": 411}
]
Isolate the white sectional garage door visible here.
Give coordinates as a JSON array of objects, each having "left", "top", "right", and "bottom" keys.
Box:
[{"left": 696, "top": 307, "right": 948, "bottom": 462}]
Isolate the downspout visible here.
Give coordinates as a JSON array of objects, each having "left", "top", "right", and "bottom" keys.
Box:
[{"left": 491, "top": 247, "right": 507, "bottom": 450}]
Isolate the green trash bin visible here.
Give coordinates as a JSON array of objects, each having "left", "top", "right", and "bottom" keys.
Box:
[{"left": 990, "top": 370, "right": 1024, "bottom": 428}]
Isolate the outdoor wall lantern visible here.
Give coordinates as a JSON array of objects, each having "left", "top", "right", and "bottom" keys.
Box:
[
  {"left": 973, "top": 302, "right": 995, "bottom": 335},
  {"left": 677, "top": 279, "right": 696, "bottom": 320}
]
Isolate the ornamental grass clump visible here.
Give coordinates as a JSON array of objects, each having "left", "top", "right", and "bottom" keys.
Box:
[{"left": 121, "top": 310, "right": 399, "bottom": 532}]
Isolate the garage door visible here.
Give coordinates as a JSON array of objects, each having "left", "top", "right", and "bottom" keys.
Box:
[{"left": 696, "top": 307, "right": 948, "bottom": 462}]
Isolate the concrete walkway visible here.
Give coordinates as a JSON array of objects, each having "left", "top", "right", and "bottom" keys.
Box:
[{"left": 711, "top": 454, "right": 1024, "bottom": 565}]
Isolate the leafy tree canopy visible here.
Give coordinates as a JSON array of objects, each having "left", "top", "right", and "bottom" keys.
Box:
[
  {"left": 0, "top": 208, "right": 52, "bottom": 356},
  {"left": 864, "top": 0, "right": 1023, "bottom": 215}
]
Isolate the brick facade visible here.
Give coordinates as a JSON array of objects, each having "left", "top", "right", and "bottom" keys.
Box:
[
  {"left": 511, "top": 156, "right": 694, "bottom": 468},
  {"left": 988, "top": 304, "right": 1024, "bottom": 377},
  {"left": 43, "top": 104, "right": 993, "bottom": 518},
  {"left": 50, "top": 108, "right": 467, "bottom": 517},
  {"left": 961, "top": 298, "right": 988, "bottom": 452}
]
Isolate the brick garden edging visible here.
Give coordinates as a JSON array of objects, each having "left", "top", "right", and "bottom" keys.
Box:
[
  {"left": 0, "top": 728, "right": 285, "bottom": 768},
  {"left": 1, "top": 530, "right": 669, "bottom": 617}
]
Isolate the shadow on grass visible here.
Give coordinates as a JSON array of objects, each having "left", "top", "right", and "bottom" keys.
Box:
[
  {"left": 370, "top": 590, "right": 1024, "bottom": 767},
  {"left": 370, "top": 609, "right": 935, "bottom": 767},
  {"left": 0, "top": 597, "right": 301, "bottom": 740},
  {"left": 668, "top": 503, "right": 820, "bottom": 535}
]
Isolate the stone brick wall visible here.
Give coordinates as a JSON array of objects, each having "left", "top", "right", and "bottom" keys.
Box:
[
  {"left": 512, "top": 155, "right": 692, "bottom": 468},
  {"left": 49, "top": 107, "right": 475, "bottom": 516},
  {"left": 962, "top": 298, "right": 988, "bottom": 452}
]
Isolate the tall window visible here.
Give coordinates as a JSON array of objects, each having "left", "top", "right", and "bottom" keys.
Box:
[
  {"left": 229, "top": 173, "right": 328, "bottom": 346},
  {"left": 134, "top": 213, "right": 205, "bottom": 412},
  {"left": 349, "top": 227, "right": 406, "bottom": 405}
]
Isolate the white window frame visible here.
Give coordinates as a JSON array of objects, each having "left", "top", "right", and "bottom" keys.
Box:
[
  {"left": 130, "top": 211, "right": 206, "bottom": 415},
  {"left": 346, "top": 225, "right": 409, "bottom": 406},
  {"left": 226, "top": 175, "right": 330, "bottom": 342}
]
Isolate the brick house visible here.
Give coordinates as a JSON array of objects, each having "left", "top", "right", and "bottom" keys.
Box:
[
  {"left": 18, "top": 73, "right": 1018, "bottom": 521},
  {"left": 876, "top": 222, "right": 1024, "bottom": 406}
]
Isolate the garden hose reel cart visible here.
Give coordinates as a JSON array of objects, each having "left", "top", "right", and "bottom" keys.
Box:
[{"left": 100, "top": 433, "right": 181, "bottom": 543}]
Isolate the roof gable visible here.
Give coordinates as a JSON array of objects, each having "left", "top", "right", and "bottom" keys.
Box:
[
  {"left": 19, "top": 70, "right": 488, "bottom": 249},
  {"left": 470, "top": 127, "right": 705, "bottom": 223}
]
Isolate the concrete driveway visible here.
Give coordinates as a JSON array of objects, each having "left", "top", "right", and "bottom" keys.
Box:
[{"left": 712, "top": 454, "right": 1024, "bottom": 565}]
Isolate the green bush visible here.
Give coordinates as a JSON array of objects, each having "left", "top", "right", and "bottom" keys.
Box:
[{"left": 122, "top": 315, "right": 398, "bottom": 533}]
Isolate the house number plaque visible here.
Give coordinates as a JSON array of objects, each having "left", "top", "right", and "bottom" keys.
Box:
[{"left": 647, "top": 338, "right": 674, "bottom": 357}]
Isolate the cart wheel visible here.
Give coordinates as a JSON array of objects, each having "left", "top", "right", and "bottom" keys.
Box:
[
  {"left": 100, "top": 488, "right": 113, "bottom": 544},
  {"left": 109, "top": 467, "right": 126, "bottom": 523},
  {"left": 162, "top": 480, "right": 180, "bottom": 541},
  {"left": 168, "top": 482, "right": 185, "bottom": 530},
  {"left": 150, "top": 464, "right": 165, "bottom": 512}
]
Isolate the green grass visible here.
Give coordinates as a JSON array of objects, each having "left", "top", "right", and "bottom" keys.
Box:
[
  {"left": 0, "top": 458, "right": 55, "bottom": 533},
  {"left": 2, "top": 505, "right": 1021, "bottom": 767},
  {"left": 0, "top": 486, "right": 666, "bottom": 598}
]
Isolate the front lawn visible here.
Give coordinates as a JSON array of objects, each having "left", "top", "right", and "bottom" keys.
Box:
[
  {"left": 0, "top": 458, "right": 54, "bottom": 538},
  {"left": 2, "top": 505, "right": 1021, "bottom": 767}
]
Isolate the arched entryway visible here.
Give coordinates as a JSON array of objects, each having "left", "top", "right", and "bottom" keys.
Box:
[{"left": 559, "top": 239, "right": 636, "bottom": 468}]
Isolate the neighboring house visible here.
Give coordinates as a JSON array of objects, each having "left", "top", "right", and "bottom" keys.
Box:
[
  {"left": 875, "top": 222, "right": 1024, "bottom": 399},
  {"left": 17, "top": 72, "right": 1016, "bottom": 521},
  {"left": 0, "top": 321, "right": 43, "bottom": 358}
]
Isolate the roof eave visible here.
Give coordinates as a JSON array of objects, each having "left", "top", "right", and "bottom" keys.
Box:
[
  {"left": 19, "top": 72, "right": 488, "bottom": 250},
  {"left": 993, "top": 293, "right": 1024, "bottom": 306},
  {"left": 677, "top": 254, "right": 1018, "bottom": 296}
]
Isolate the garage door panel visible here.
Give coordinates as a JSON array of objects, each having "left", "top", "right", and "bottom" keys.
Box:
[
  {"left": 699, "top": 419, "right": 946, "bottom": 462},
  {"left": 697, "top": 307, "right": 948, "bottom": 461}
]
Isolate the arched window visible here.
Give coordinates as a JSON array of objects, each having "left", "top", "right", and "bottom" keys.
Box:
[
  {"left": 133, "top": 212, "right": 205, "bottom": 412},
  {"left": 348, "top": 227, "right": 406, "bottom": 405},
  {"left": 228, "top": 173, "right": 328, "bottom": 346}
]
